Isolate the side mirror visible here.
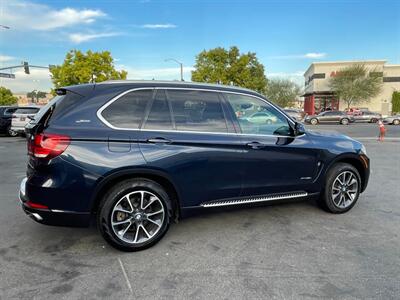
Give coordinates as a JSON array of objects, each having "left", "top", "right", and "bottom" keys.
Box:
[{"left": 294, "top": 122, "right": 306, "bottom": 136}]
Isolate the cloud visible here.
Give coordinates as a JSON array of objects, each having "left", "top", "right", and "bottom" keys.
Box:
[
  {"left": 304, "top": 52, "right": 326, "bottom": 58},
  {"left": 267, "top": 71, "right": 305, "bottom": 86},
  {"left": 0, "top": 55, "right": 15, "bottom": 63},
  {"left": 0, "top": 68, "right": 52, "bottom": 93},
  {"left": 140, "top": 24, "right": 177, "bottom": 29},
  {"left": 1, "top": 1, "right": 106, "bottom": 31},
  {"left": 269, "top": 53, "right": 327, "bottom": 60},
  {"left": 69, "top": 32, "right": 121, "bottom": 43}
]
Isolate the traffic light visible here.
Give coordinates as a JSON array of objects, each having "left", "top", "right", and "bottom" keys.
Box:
[{"left": 23, "top": 61, "right": 30, "bottom": 74}]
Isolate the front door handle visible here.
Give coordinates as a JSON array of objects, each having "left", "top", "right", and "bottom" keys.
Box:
[
  {"left": 147, "top": 137, "right": 172, "bottom": 144},
  {"left": 246, "top": 141, "right": 264, "bottom": 149}
]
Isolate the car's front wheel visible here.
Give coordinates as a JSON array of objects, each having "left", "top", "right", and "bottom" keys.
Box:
[
  {"left": 393, "top": 119, "right": 400, "bottom": 125},
  {"left": 318, "top": 163, "right": 361, "bottom": 213},
  {"left": 310, "top": 118, "right": 318, "bottom": 125},
  {"left": 98, "top": 178, "right": 171, "bottom": 251}
]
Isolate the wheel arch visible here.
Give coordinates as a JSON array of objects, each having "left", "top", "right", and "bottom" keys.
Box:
[
  {"left": 91, "top": 168, "right": 181, "bottom": 221},
  {"left": 325, "top": 154, "right": 368, "bottom": 192}
]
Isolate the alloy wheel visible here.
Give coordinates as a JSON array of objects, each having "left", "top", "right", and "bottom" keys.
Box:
[
  {"left": 394, "top": 119, "right": 400, "bottom": 125},
  {"left": 111, "top": 190, "right": 165, "bottom": 244},
  {"left": 331, "top": 171, "right": 359, "bottom": 209}
]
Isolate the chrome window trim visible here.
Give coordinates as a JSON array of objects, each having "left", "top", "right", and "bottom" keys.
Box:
[{"left": 96, "top": 86, "right": 301, "bottom": 139}]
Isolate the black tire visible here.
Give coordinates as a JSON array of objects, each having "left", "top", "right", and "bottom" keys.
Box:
[
  {"left": 6, "top": 125, "right": 18, "bottom": 137},
  {"left": 393, "top": 119, "right": 400, "bottom": 125},
  {"left": 370, "top": 118, "right": 378, "bottom": 123},
  {"left": 97, "top": 178, "right": 171, "bottom": 251},
  {"left": 310, "top": 118, "right": 318, "bottom": 125},
  {"left": 317, "top": 163, "right": 361, "bottom": 214},
  {"left": 340, "top": 118, "right": 349, "bottom": 125}
]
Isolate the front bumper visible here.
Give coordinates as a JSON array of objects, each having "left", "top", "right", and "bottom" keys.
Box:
[{"left": 19, "top": 177, "right": 91, "bottom": 227}]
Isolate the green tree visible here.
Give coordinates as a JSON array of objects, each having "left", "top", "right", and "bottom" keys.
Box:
[
  {"left": 0, "top": 87, "right": 18, "bottom": 105},
  {"left": 265, "top": 79, "right": 301, "bottom": 108},
  {"left": 50, "top": 50, "right": 127, "bottom": 89},
  {"left": 392, "top": 91, "right": 400, "bottom": 114},
  {"left": 191, "top": 46, "right": 268, "bottom": 94},
  {"left": 27, "top": 90, "right": 47, "bottom": 103},
  {"left": 329, "top": 64, "right": 383, "bottom": 109}
]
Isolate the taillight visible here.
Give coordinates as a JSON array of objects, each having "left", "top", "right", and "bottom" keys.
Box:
[{"left": 28, "top": 133, "right": 70, "bottom": 159}]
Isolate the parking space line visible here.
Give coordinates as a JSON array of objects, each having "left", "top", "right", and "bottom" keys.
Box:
[{"left": 118, "top": 257, "right": 133, "bottom": 294}]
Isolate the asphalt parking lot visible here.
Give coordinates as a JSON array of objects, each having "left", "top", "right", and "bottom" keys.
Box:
[{"left": 0, "top": 124, "right": 399, "bottom": 299}]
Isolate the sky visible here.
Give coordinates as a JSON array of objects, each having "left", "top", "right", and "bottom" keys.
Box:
[{"left": 0, "top": 0, "right": 399, "bottom": 93}]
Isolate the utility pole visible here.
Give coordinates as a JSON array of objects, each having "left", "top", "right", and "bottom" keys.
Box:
[{"left": 165, "top": 58, "right": 184, "bottom": 81}]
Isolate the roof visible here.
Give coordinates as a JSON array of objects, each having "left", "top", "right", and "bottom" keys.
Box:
[{"left": 97, "top": 80, "right": 262, "bottom": 95}]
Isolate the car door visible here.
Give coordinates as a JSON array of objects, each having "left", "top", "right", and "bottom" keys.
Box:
[
  {"left": 223, "top": 92, "right": 320, "bottom": 197},
  {"left": 137, "top": 89, "right": 243, "bottom": 207}
]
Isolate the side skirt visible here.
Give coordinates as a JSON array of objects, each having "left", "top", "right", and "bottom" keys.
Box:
[{"left": 201, "top": 191, "right": 309, "bottom": 208}]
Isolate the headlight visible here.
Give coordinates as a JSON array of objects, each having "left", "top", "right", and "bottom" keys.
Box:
[{"left": 361, "top": 144, "right": 367, "bottom": 155}]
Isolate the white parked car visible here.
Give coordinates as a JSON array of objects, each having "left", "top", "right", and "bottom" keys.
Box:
[
  {"left": 383, "top": 114, "right": 400, "bottom": 125},
  {"left": 11, "top": 106, "right": 41, "bottom": 135}
]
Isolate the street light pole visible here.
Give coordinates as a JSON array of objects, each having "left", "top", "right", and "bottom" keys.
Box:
[{"left": 164, "top": 58, "right": 184, "bottom": 81}]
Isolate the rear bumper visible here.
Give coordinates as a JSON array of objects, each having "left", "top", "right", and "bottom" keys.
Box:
[
  {"left": 11, "top": 126, "right": 25, "bottom": 133},
  {"left": 19, "top": 177, "right": 91, "bottom": 227}
]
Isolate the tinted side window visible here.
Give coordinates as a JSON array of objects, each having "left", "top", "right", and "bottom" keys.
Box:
[
  {"left": 143, "top": 90, "right": 173, "bottom": 130},
  {"left": 224, "top": 93, "right": 291, "bottom": 136},
  {"left": 167, "top": 90, "right": 227, "bottom": 133},
  {"left": 102, "top": 90, "right": 151, "bottom": 129}
]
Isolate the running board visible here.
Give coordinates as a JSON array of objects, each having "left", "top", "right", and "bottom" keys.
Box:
[{"left": 201, "top": 191, "right": 308, "bottom": 208}]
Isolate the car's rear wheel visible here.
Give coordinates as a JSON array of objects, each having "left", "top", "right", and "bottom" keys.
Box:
[
  {"left": 318, "top": 163, "right": 361, "bottom": 213},
  {"left": 98, "top": 178, "right": 170, "bottom": 251},
  {"left": 7, "top": 125, "right": 18, "bottom": 137},
  {"left": 370, "top": 118, "right": 378, "bottom": 123},
  {"left": 393, "top": 119, "right": 400, "bottom": 125},
  {"left": 310, "top": 118, "right": 318, "bottom": 125},
  {"left": 340, "top": 118, "right": 349, "bottom": 125}
]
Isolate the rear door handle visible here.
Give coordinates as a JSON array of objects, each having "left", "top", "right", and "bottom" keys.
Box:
[
  {"left": 147, "top": 137, "right": 172, "bottom": 144},
  {"left": 246, "top": 141, "right": 264, "bottom": 149}
]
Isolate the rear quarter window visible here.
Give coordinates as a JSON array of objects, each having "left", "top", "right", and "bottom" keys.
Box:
[{"left": 101, "top": 89, "right": 152, "bottom": 129}]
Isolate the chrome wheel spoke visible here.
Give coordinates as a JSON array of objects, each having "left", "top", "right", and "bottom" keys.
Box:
[
  {"left": 133, "top": 224, "right": 140, "bottom": 243},
  {"left": 119, "top": 222, "right": 132, "bottom": 237},
  {"left": 139, "top": 191, "right": 145, "bottom": 210},
  {"left": 146, "top": 209, "right": 163, "bottom": 217},
  {"left": 140, "top": 224, "right": 151, "bottom": 239},
  {"left": 146, "top": 217, "right": 161, "bottom": 227},
  {"left": 125, "top": 195, "right": 134, "bottom": 212},
  {"left": 143, "top": 196, "right": 157, "bottom": 210},
  {"left": 112, "top": 219, "right": 131, "bottom": 226},
  {"left": 114, "top": 207, "right": 131, "bottom": 214}
]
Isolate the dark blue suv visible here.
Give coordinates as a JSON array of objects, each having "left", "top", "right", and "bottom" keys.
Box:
[{"left": 20, "top": 81, "right": 370, "bottom": 251}]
